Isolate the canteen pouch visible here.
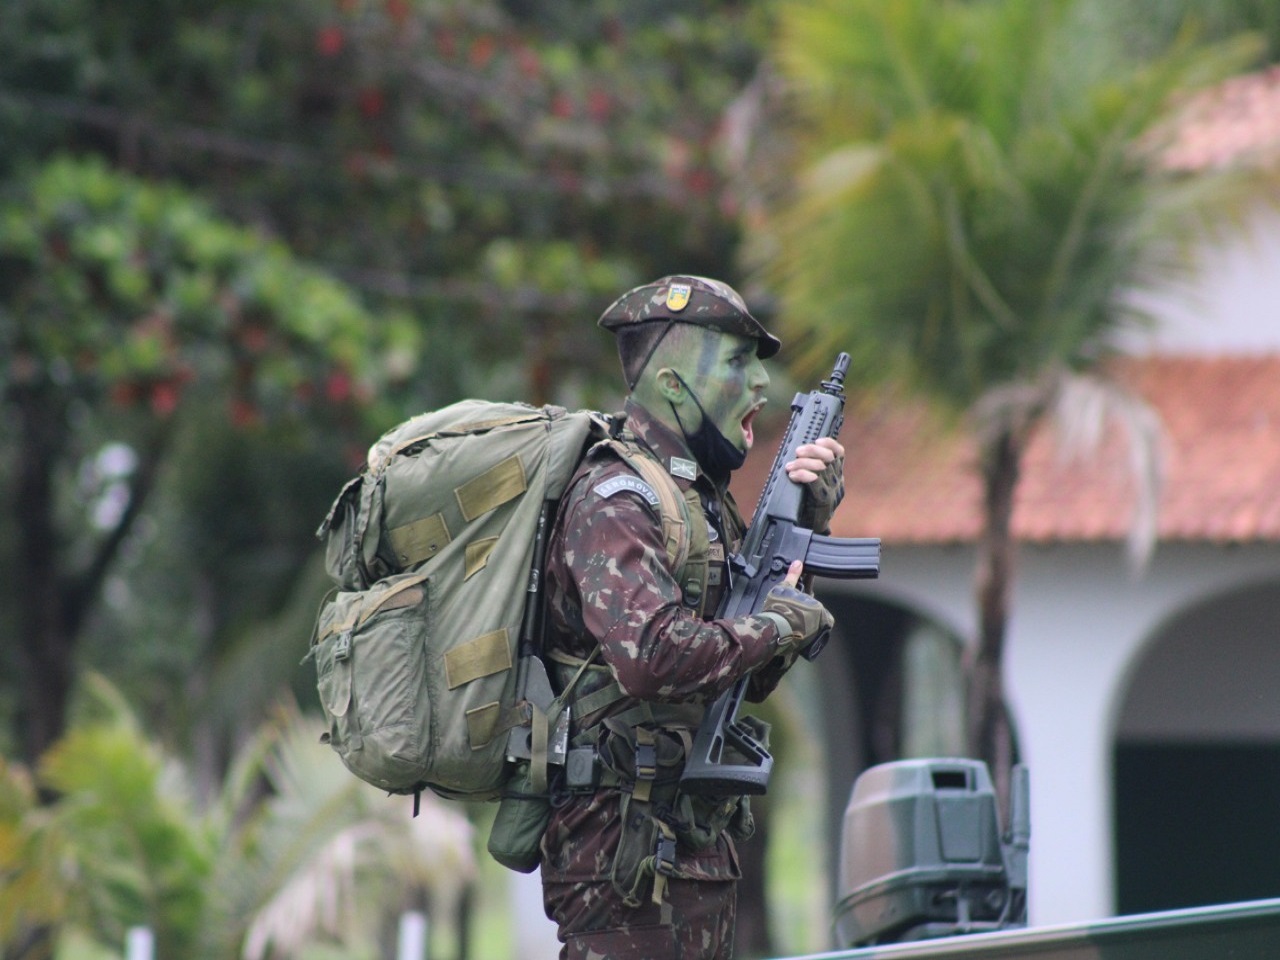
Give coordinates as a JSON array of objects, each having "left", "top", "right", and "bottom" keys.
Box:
[{"left": 487, "top": 760, "right": 552, "bottom": 873}]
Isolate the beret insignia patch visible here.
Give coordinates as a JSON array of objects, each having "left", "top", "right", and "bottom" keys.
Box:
[
  {"left": 594, "top": 475, "right": 661, "bottom": 507},
  {"left": 665, "top": 282, "right": 692, "bottom": 312}
]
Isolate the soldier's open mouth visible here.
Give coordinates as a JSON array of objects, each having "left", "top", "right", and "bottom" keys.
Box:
[{"left": 742, "top": 403, "right": 764, "bottom": 447}]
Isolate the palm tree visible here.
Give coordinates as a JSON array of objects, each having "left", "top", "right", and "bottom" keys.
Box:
[{"left": 751, "top": 0, "right": 1271, "bottom": 806}]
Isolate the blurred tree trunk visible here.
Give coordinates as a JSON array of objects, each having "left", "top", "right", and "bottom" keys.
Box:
[
  {"left": 11, "top": 373, "right": 169, "bottom": 771},
  {"left": 966, "top": 426, "right": 1023, "bottom": 815},
  {"left": 12, "top": 378, "right": 73, "bottom": 772}
]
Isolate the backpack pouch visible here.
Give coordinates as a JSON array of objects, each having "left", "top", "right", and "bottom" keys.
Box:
[
  {"left": 314, "top": 570, "right": 433, "bottom": 794},
  {"left": 318, "top": 476, "right": 365, "bottom": 591}
]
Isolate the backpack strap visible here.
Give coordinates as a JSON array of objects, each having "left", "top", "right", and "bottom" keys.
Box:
[{"left": 597, "top": 438, "right": 711, "bottom": 617}]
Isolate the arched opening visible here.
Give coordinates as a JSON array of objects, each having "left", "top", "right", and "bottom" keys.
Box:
[{"left": 1113, "top": 578, "right": 1280, "bottom": 914}]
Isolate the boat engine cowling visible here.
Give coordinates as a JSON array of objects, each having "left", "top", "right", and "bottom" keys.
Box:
[{"left": 834, "top": 758, "right": 1029, "bottom": 947}]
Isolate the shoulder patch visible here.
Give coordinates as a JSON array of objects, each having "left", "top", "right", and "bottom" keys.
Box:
[{"left": 594, "top": 475, "right": 661, "bottom": 507}]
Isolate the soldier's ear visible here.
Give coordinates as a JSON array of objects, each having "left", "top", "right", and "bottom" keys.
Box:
[{"left": 654, "top": 367, "right": 684, "bottom": 404}]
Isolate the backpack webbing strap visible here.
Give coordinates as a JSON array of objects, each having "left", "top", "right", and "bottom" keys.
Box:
[
  {"left": 314, "top": 569, "right": 431, "bottom": 643},
  {"left": 675, "top": 485, "right": 710, "bottom": 618},
  {"left": 382, "top": 413, "right": 546, "bottom": 466},
  {"left": 530, "top": 702, "right": 551, "bottom": 794},
  {"left": 599, "top": 438, "right": 711, "bottom": 617},
  {"left": 604, "top": 440, "right": 691, "bottom": 575},
  {"left": 652, "top": 819, "right": 678, "bottom": 905},
  {"left": 632, "top": 726, "right": 657, "bottom": 803},
  {"left": 530, "top": 646, "right": 602, "bottom": 793}
]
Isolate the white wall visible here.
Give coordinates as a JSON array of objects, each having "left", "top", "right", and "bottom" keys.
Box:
[
  {"left": 1121, "top": 212, "right": 1280, "bottom": 356},
  {"left": 843, "top": 540, "right": 1280, "bottom": 926}
]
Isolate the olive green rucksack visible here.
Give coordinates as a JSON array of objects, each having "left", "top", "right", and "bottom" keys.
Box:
[{"left": 308, "top": 400, "right": 697, "bottom": 807}]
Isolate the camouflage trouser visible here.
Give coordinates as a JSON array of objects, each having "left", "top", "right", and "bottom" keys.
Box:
[{"left": 543, "top": 875, "right": 737, "bottom": 960}]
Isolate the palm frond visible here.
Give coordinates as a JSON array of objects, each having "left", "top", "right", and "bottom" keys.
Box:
[
  {"left": 208, "top": 703, "right": 476, "bottom": 960},
  {"left": 1049, "top": 371, "right": 1165, "bottom": 568},
  {"left": 762, "top": 0, "right": 1273, "bottom": 411}
]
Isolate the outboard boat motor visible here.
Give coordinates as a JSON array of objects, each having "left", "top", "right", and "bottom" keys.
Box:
[{"left": 834, "top": 758, "right": 1029, "bottom": 947}]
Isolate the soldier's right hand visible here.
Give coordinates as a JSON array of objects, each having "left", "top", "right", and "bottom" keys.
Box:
[{"left": 761, "top": 561, "right": 834, "bottom": 657}]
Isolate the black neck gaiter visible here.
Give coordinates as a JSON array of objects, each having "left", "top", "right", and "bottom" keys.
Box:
[{"left": 670, "top": 373, "right": 746, "bottom": 485}]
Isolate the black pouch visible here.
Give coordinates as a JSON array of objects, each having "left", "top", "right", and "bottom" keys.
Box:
[{"left": 487, "top": 760, "right": 552, "bottom": 873}]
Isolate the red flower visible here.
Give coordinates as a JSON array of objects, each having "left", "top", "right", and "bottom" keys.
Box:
[
  {"left": 357, "top": 88, "right": 386, "bottom": 118},
  {"left": 587, "top": 88, "right": 611, "bottom": 122},
  {"left": 514, "top": 45, "right": 541, "bottom": 80},
  {"left": 436, "top": 28, "right": 457, "bottom": 60},
  {"left": 150, "top": 381, "right": 181, "bottom": 417},
  {"left": 110, "top": 381, "right": 141, "bottom": 408},
  {"left": 470, "top": 34, "right": 496, "bottom": 69},
  {"left": 685, "top": 168, "right": 714, "bottom": 195},
  {"left": 325, "top": 370, "right": 352, "bottom": 403},
  {"left": 316, "top": 25, "right": 344, "bottom": 57},
  {"left": 385, "top": 0, "right": 410, "bottom": 26},
  {"left": 551, "top": 92, "right": 575, "bottom": 119},
  {"left": 230, "top": 397, "right": 260, "bottom": 428}
]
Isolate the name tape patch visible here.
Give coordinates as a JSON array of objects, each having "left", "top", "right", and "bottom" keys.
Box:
[{"left": 595, "top": 475, "right": 661, "bottom": 507}]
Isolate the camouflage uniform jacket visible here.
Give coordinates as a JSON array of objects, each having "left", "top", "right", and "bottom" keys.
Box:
[{"left": 540, "top": 400, "right": 796, "bottom": 886}]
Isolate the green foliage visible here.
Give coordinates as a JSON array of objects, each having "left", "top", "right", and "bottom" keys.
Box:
[
  {"left": 1074, "top": 0, "right": 1280, "bottom": 65},
  {"left": 759, "top": 0, "right": 1266, "bottom": 409},
  {"left": 38, "top": 724, "right": 212, "bottom": 956},
  {"left": 0, "top": 679, "right": 475, "bottom": 960},
  {"left": 0, "top": 677, "right": 212, "bottom": 957},
  {"left": 0, "top": 153, "right": 415, "bottom": 767},
  {"left": 0, "top": 154, "right": 417, "bottom": 420},
  {"left": 0, "top": 0, "right": 775, "bottom": 776},
  {"left": 0, "top": 0, "right": 767, "bottom": 407}
]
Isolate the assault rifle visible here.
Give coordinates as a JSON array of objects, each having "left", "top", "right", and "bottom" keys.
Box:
[{"left": 680, "top": 352, "right": 880, "bottom": 797}]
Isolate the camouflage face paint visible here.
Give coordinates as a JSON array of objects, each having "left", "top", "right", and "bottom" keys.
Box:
[{"left": 670, "top": 327, "right": 769, "bottom": 454}]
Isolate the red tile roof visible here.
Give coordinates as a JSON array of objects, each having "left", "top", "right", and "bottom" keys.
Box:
[
  {"left": 731, "top": 355, "right": 1280, "bottom": 546},
  {"left": 1159, "top": 65, "right": 1280, "bottom": 171}
]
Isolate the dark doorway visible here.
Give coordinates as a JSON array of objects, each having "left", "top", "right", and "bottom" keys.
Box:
[{"left": 1114, "top": 740, "right": 1280, "bottom": 914}]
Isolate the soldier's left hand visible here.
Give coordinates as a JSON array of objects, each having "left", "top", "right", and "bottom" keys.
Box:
[{"left": 785, "top": 436, "right": 844, "bottom": 484}]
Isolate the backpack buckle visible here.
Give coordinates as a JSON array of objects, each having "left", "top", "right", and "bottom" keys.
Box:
[
  {"left": 655, "top": 831, "right": 677, "bottom": 877},
  {"left": 635, "top": 741, "right": 657, "bottom": 782}
]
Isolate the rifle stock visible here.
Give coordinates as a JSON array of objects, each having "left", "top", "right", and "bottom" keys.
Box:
[
  {"left": 680, "top": 352, "right": 881, "bottom": 796},
  {"left": 506, "top": 501, "right": 569, "bottom": 769}
]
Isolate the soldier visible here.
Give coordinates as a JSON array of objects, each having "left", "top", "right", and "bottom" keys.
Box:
[{"left": 539, "top": 275, "right": 843, "bottom": 959}]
